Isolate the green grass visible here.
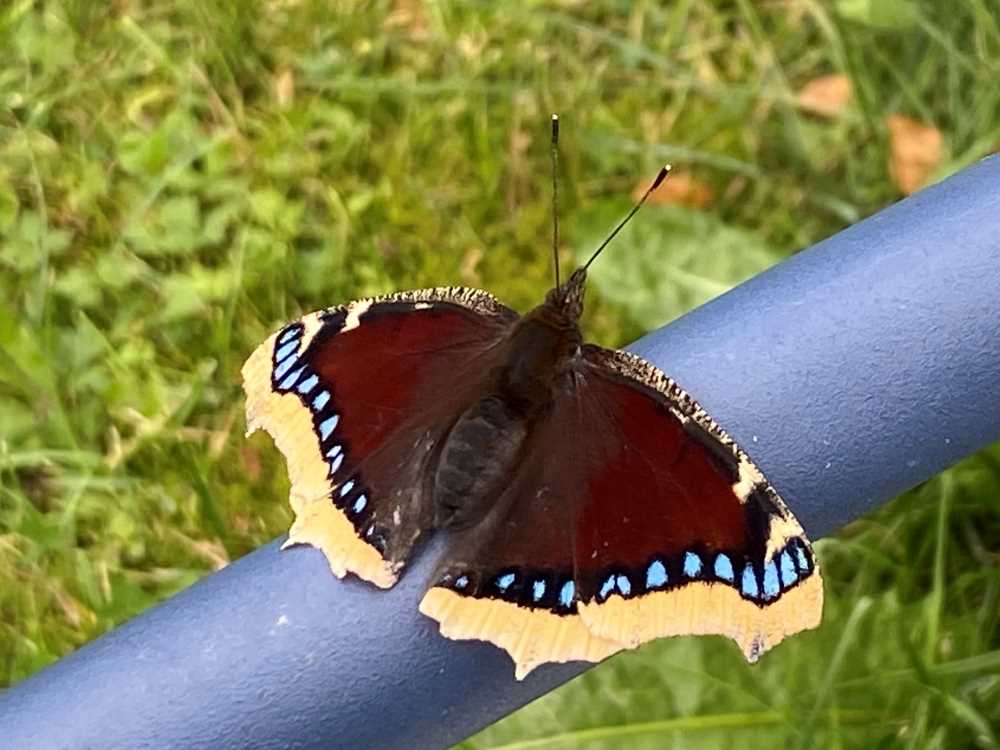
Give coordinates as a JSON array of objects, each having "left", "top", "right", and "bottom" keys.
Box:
[{"left": 1, "top": 1, "right": 998, "bottom": 747}]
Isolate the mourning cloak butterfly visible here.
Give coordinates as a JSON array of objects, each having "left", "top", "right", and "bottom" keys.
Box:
[{"left": 242, "top": 117, "right": 822, "bottom": 679}]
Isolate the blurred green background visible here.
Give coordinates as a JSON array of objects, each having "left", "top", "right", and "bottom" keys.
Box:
[{"left": 2, "top": 1, "right": 999, "bottom": 747}]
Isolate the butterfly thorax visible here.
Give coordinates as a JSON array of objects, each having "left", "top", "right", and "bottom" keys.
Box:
[
  {"left": 500, "top": 265, "right": 589, "bottom": 407},
  {"left": 431, "top": 273, "right": 587, "bottom": 530}
]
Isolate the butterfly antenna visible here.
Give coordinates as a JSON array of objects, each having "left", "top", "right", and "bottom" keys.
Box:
[
  {"left": 583, "top": 164, "right": 672, "bottom": 271},
  {"left": 550, "top": 114, "right": 561, "bottom": 289}
]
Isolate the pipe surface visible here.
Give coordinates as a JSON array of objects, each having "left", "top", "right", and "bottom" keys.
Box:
[{"left": 2, "top": 155, "right": 999, "bottom": 750}]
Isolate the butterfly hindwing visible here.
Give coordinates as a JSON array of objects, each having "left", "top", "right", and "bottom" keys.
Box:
[
  {"left": 419, "top": 396, "right": 622, "bottom": 679},
  {"left": 242, "top": 287, "right": 517, "bottom": 588}
]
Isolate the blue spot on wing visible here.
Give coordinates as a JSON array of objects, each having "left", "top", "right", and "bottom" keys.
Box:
[
  {"left": 794, "top": 542, "right": 811, "bottom": 573},
  {"left": 616, "top": 574, "right": 631, "bottom": 596},
  {"left": 599, "top": 575, "right": 615, "bottom": 599},
  {"left": 339, "top": 479, "right": 355, "bottom": 497},
  {"left": 454, "top": 575, "right": 469, "bottom": 590},
  {"left": 319, "top": 415, "right": 339, "bottom": 440},
  {"left": 329, "top": 453, "right": 344, "bottom": 474},
  {"left": 496, "top": 573, "right": 516, "bottom": 593},
  {"left": 741, "top": 565, "right": 759, "bottom": 599},
  {"left": 275, "top": 340, "right": 298, "bottom": 362},
  {"left": 312, "top": 390, "right": 331, "bottom": 411},
  {"left": 683, "top": 551, "right": 703, "bottom": 578},
  {"left": 559, "top": 581, "right": 575, "bottom": 608},
  {"left": 532, "top": 580, "right": 546, "bottom": 602},
  {"left": 351, "top": 494, "right": 367, "bottom": 514},
  {"left": 296, "top": 373, "right": 319, "bottom": 395},
  {"left": 275, "top": 358, "right": 301, "bottom": 383},
  {"left": 780, "top": 550, "right": 798, "bottom": 587},
  {"left": 278, "top": 327, "right": 300, "bottom": 345},
  {"left": 714, "top": 553, "right": 734, "bottom": 582},
  {"left": 762, "top": 560, "right": 780, "bottom": 599},
  {"left": 280, "top": 365, "right": 307, "bottom": 391},
  {"left": 645, "top": 560, "right": 667, "bottom": 589}
]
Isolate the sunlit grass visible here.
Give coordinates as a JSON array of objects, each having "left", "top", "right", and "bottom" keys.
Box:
[{"left": 1, "top": 0, "right": 998, "bottom": 747}]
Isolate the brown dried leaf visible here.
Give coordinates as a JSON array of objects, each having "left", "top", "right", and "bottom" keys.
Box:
[
  {"left": 796, "top": 74, "right": 852, "bottom": 118},
  {"left": 887, "top": 114, "right": 943, "bottom": 195},
  {"left": 638, "top": 172, "right": 715, "bottom": 209}
]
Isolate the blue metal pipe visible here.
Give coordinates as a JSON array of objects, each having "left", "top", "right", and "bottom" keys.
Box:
[{"left": 2, "top": 156, "right": 999, "bottom": 749}]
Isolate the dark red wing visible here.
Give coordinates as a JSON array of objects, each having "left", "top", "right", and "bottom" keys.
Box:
[
  {"left": 420, "top": 344, "right": 821, "bottom": 675},
  {"left": 419, "top": 396, "right": 621, "bottom": 679},
  {"left": 571, "top": 346, "right": 750, "bottom": 592},
  {"left": 243, "top": 288, "right": 517, "bottom": 588},
  {"left": 572, "top": 345, "right": 822, "bottom": 659}
]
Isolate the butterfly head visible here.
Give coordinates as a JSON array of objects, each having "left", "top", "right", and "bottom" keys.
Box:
[{"left": 544, "top": 266, "right": 588, "bottom": 322}]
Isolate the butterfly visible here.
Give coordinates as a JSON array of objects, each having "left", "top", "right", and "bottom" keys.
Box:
[{"left": 242, "top": 117, "right": 822, "bottom": 679}]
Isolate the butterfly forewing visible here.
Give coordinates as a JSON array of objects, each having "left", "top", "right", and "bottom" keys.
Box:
[
  {"left": 243, "top": 288, "right": 517, "bottom": 588},
  {"left": 572, "top": 346, "right": 822, "bottom": 660}
]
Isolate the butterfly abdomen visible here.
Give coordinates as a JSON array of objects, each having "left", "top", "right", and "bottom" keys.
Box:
[
  {"left": 433, "top": 307, "right": 584, "bottom": 530},
  {"left": 433, "top": 395, "right": 529, "bottom": 530}
]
